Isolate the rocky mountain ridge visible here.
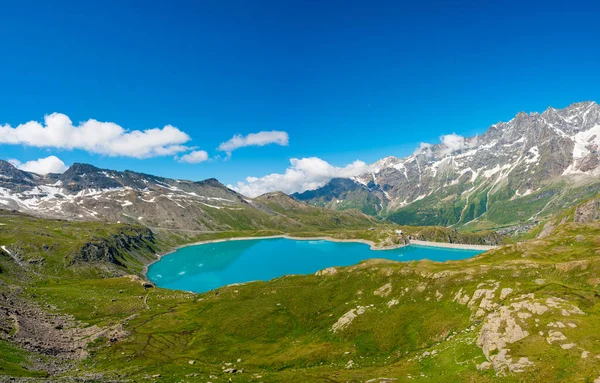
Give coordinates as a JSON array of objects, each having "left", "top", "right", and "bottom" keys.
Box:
[
  {"left": 295, "top": 101, "right": 600, "bottom": 228},
  {"left": 0, "top": 161, "right": 376, "bottom": 232}
]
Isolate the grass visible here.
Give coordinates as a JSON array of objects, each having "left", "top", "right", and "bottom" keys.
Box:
[
  {"left": 2, "top": 208, "right": 600, "bottom": 381},
  {"left": 0, "top": 341, "right": 48, "bottom": 378},
  {"left": 384, "top": 178, "right": 600, "bottom": 233}
]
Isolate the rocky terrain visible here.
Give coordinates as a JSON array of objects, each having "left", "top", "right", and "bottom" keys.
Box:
[
  {"left": 294, "top": 101, "right": 600, "bottom": 229},
  {"left": 574, "top": 196, "right": 600, "bottom": 223},
  {"left": 0, "top": 161, "right": 378, "bottom": 233},
  {"left": 293, "top": 178, "right": 388, "bottom": 216}
]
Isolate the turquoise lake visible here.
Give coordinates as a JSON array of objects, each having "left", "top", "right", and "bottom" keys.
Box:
[{"left": 146, "top": 238, "right": 484, "bottom": 293}]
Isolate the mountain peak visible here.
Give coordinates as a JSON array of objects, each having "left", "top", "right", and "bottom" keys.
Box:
[
  {"left": 0, "top": 159, "right": 16, "bottom": 171},
  {"left": 372, "top": 156, "right": 402, "bottom": 171},
  {"left": 196, "top": 178, "right": 226, "bottom": 188},
  {"left": 255, "top": 191, "right": 308, "bottom": 204},
  {"left": 65, "top": 163, "right": 102, "bottom": 175},
  {"left": 255, "top": 191, "right": 290, "bottom": 199},
  {"left": 542, "top": 101, "right": 597, "bottom": 115},
  {"left": 569, "top": 100, "right": 596, "bottom": 108},
  {"left": 0, "top": 159, "right": 31, "bottom": 177},
  {"left": 515, "top": 111, "right": 530, "bottom": 119}
]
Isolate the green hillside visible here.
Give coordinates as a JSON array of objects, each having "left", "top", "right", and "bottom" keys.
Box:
[{"left": 1, "top": 205, "right": 600, "bottom": 381}]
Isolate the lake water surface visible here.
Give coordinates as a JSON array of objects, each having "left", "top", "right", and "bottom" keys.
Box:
[{"left": 147, "top": 238, "right": 484, "bottom": 293}]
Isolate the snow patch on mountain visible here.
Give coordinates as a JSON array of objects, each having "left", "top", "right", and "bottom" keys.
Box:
[{"left": 572, "top": 124, "right": 600, "bottom": 159}]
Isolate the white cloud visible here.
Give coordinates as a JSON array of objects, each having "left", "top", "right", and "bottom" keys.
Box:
[
  {"left": 0, "top": 113, "right": 195, "bottom": 158},
  {"left": 467, "top": 134, "right": 479, "bottom": 149},
  {"left": 9, "top": 156, "right": 69, "bottom": 174},
  {"left": 439, "top": 133, "right": 465, "bottom": 155},
  {"left": 414, "top": 133, "right": 467, "bottom": 157},
  {"left": 178, "top": 150, "right": 209, "bottom": 164},
  {"left": 230, "top": 157, "right": 372, "bottom": 197},
  {"left": 414, "top": 142, "right": 433, "bottom": 157},
  {"left": 218, "top": 130, "right": 289, "bottom": 156}
]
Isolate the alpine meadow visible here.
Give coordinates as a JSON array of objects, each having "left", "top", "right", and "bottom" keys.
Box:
[{"left": 2, "top": 1, "right": 600, "bottom": 382}]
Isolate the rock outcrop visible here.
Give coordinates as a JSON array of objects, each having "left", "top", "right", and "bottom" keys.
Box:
[
  {"left": 74, "top": 227, "right": 155, "bottom": 269},
  {"left": 476, "top": 293, "right": 586, "bottom": 375},
  {"left": 332, "top": 305, "right": 372, "bottom": 333},
  {"left": 574, "top": 197, "right": 600, "bottom": 223}
]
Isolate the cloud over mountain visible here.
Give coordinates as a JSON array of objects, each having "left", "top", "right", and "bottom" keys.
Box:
[
  {"left": 439, "top": 133, "right": 466, "bottom": 155},
  {"left": 9, "top": 156, "right": 69, "bottom": 174},
  {"left": 230, "top": 157, "right": 371, "bottom": 197}
]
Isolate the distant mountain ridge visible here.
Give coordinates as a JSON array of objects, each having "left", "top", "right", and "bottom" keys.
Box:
[
  {"left": 0, "top": 160, "right": 377, "bottom": 232},
  {"left": 292, "top": 178, "right": 388, "bottom": 215},
  {"left": 294, "top": 101, "right": 600, "bottom": 228},
  {"left": 4, "top": 101, "right": 599, "bottom": 231}
]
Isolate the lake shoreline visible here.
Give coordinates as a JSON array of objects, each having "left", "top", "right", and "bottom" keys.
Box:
[{"left": 142, "top": 235, "right": 497, "bottom": 278}]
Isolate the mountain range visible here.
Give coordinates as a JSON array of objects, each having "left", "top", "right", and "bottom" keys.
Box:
[
  {"left": 294, "top": 101, "right": 600, "bottom": 230},
  {"left": 3, "top": 102, "right": 600, "bottom": 382},
  {"left": 2, "top": 101, "right": 599, "bottom": 234},
  {"left": 0, "top": 161, "right": 376, "bottom": 233}
]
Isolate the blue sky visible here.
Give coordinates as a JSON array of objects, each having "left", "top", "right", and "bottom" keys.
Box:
[{"left": 1, "top": 0, "right": 599, "bottom": 196}]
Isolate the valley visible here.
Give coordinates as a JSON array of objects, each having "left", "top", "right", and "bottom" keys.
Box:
[
  {"left": 0, "top": 103, "right": 599, "bottom": 382},
  {"left": 2, "top": 2, "right": 598, "bottom": 381},
  {"left": 1, "top": 193, "right": 600, "bottom": 381}
]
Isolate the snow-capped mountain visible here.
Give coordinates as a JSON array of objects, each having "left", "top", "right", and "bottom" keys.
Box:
[
  {"left": 295, "top": 101, "right": 600, "bottom": 227},
  {"left": 4, "top": 101, "right": 599, "bottom": 230},
  {"left": 0, "top": 161, "right": 374, "bottom": 232},
  {"left": 0, "top": 161, "right": 253, "bottom": 230}
]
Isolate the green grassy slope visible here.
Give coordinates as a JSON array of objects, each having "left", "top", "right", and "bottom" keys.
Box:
[
  {"left": 511, "top": 193, "right": 600, "bottom": 242},
  {"left": 253, "top": 192, "right": 383, "bottom": 230},
  {"left": 82, "top": 223, "right": 600, "bottom": 382},
  {"left": 154, "top": 190, "right": 383, "bottom": 233},
  {"left": 2, "top": 209, "right": 600, "bottom": 382},
  {"left": 0, "top": 210, "right": 162, "bottom": 278},
  {"left": 385, "top": 179, "right": 600, "bottom": 232}
]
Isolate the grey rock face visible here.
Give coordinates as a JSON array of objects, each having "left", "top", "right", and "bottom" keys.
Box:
[
  {"left": 292, "top": 178, "right": 388, "bottom": 215},
  {"left": 574, "top": 198, "right": 600, "bottom": 223}
]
